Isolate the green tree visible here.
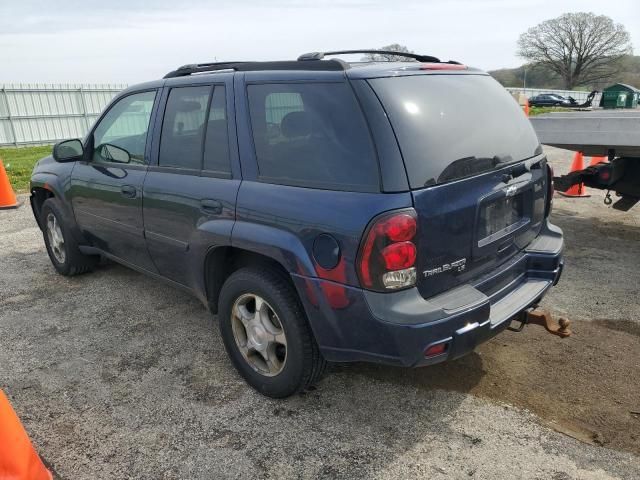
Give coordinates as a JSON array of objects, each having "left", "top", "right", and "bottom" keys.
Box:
[
  {"left": 362, "top": 44, "right": 415, "bottom": 62},
  {"left": 517, "top": 12, "right": 632, "bottom": 89}
]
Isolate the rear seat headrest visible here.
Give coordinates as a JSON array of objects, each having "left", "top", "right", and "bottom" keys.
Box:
[{"left": 280, "top": 111, "right": 311, "bottom": 138}]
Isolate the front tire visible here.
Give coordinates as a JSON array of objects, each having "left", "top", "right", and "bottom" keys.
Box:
[
  {"left": 41, "top": 198, "right": 98, "bottom": 276},
  {"left": 218, "top": 267, "right": 326, "bottom": 398}
]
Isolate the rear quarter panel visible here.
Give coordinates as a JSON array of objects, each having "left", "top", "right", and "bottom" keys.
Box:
[{"left": 233, "top": 182, "right": 412, "bottom": 284}]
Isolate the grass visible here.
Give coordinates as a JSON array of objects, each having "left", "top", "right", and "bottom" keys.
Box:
[
  {"left": 528, "top": 106, "right": 574, "bottom": 116},
  {"left": 0, "top": 145, "right": 52, "bottom": 193}
]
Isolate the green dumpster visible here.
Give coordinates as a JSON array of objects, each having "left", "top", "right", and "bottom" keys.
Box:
[{"left": 599, "top": 83, "right": 639, "bottom": 109}]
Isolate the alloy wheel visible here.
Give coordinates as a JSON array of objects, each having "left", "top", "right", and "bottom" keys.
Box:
[
  {"left": 46, "top": 213, "right": 66, "bottom": 264},
  {"left": 230, "top": 293, "right": 287, "bottom": 377}
]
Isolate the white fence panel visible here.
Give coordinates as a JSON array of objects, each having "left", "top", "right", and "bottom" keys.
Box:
[
  {"left": 0, "top": 83, "right": 605, "bottom": 147},
  {"left": 0, "top": 84, "right": 126, "bottom": 146}
]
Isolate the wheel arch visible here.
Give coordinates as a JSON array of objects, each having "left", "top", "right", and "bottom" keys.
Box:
[
  {"left": 31, "top": 173, "right": 87, "bottom": 246},
  {"left": 204, "top": 246, "right": 299, "bottom": 315},
  {"left": 30, "top": 186, "right": 55, "bottom": 230}
]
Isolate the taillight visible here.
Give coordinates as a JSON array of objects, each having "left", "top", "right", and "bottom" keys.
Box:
[
  {"left": 357, "top": 210, "right": 418, "bottom": 291},
  {"left": 545, "top": 163, "right": 554, "bottom": 217}
]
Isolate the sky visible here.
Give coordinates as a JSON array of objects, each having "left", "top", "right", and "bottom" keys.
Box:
[{"left": 1, "top": 0, "right": 639, "bottom": 84}]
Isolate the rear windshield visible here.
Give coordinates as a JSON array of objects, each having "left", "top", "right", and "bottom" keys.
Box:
[{"left": 369, "top": 74, "right": 540, "bottom": 188}]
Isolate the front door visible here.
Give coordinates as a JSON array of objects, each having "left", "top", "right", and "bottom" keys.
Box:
[{"left": 69, "top": 90, "right": 159, "bottom": 272}]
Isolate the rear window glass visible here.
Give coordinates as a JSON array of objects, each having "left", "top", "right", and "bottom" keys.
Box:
[
  {"left": 369, "top": 74, "right": 540, "bottom": 188},
  {"left": 160, "top": 86, "right": 210, "bottom": 169},
  {"left": 247, "top": 82, "right": 379, "bottom": 192},
  {"left": 203, "top": 86, "right": 231, "bottom": 173}
]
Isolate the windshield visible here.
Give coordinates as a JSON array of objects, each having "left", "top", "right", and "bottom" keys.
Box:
[{"left": 369, "top": 74, "right": 540, "bottom": 188}]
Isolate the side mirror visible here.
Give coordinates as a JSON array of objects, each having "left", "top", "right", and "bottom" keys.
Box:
[
  {"left": 53, "top": 139, "right": 84, "bottom": 162},
  {"left": 99, "top": 144, "right": 131, "bottom": 164}
]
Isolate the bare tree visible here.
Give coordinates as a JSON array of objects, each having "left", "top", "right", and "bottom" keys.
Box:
[
  {"left": 362, "top": 44, "right": 416, "bottom": 62},
  {"left": 517, "top": 13, "right": 632, "bottom": 89}
]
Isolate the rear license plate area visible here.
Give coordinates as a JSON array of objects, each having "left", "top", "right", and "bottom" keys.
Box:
[{"left": 478, "top": 194, "right": 525, "bottom": 247}]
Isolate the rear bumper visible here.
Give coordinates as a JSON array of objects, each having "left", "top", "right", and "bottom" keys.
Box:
[{"left": 293, "top": 221, "right": 563, "bottom": 367}]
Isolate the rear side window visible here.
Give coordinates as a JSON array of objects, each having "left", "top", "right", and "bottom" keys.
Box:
[
  {"left": 369, "top": 74, "right": 540, "bottom": 188},
  {"left": 203, "top": 86, "right": 230, "bottom": 173},
  {"left": 160, "top": 86, "right": 210, "bottom": 169},
  {"left": 247, "top": 83, "right": 379, "bottom": 192},
  {"left": 159, "top": 85, "right": 231, "bottom": 174}
]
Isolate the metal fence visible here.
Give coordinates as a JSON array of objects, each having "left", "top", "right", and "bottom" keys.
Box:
[
  {"left": 0, "top": 83, "right": 605, "bottom": 147},
  {"left": 505, "top": 87, "right": 602, "bottom": 106},
  {"left": 0, "top": 84, "right": 127, "bottom": 147}
]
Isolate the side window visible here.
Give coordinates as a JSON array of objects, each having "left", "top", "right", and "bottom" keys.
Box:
[
  {"left": 264, "top": 93, "right": 303, "bottom": 144},
  {"left": 92, "top": 91, "right": 156, "bottom": 164},
  {"left": 203, "top": 86, "right": 231, "bottom": 173},
  {"left": 159, "top": 86, "right": 211, "bottom": 169},
  {"left": 247, "top": 83, "right": 379, "bottom": 191},
  {"left": 159, "top": 85, "right": 211, "bottom": 170}
]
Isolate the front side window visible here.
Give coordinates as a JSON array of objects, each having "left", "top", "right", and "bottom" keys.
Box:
[
  {"left": 247, "top": 82, "right": 379, "bottom": 192},
  {"left": 92, "top": 91, "right": 156, "bottom": 164}
]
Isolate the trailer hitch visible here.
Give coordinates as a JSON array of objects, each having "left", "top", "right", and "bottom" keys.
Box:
[{"left": 508, "top": 308, "right": 572, "bottom": 337}]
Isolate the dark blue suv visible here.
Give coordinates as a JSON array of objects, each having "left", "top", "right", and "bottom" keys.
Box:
[{"left": 30, "top": 50, "right": 563, "bottom": 397}]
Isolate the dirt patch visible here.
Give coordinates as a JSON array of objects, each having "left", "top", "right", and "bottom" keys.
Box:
[
  {"left": 471, "top": 317, "right": 640, "bottom": 455},
  {"left": 353, "top": 314, "right": 640, "bottom": 456}
]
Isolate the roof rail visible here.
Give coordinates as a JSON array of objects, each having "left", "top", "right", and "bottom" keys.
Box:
[
  {"left": 298, "top": 50, "right": 441, "bottom": 63},
  {"left": 163, "top": 59, "right": 348, "bottom": 79}
]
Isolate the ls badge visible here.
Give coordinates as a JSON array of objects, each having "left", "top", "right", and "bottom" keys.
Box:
[{"left": 423, "top": 258, "right": 467, "bottom": 277}]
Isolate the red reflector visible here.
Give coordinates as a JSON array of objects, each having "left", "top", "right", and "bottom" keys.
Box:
[
  {"left": 600, "top": 170, "right": 611, "bottom": 181},
  {"left": 420, "top": 63, "right": 467, "bottom": 70},
  {"left": 381, "top": 241, "right": 417, "bottom": 270},
  {"left": 425, "top": 342, "right": 448, "bottom": 358}
]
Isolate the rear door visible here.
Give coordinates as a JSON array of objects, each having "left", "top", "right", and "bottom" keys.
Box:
[
  {"left": 368, "top": 73, "right": 548, "bottom": 299},
  {"left": 142, "top": 75, "right": 240, "bottom": 287}
]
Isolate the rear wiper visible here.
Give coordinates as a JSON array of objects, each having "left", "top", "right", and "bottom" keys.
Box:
[
  {"left": 436, "top": 155, "right": 513, "bottom": 184},
  {"left": 492, "top": 154, "right": 514, "bottom": 166}
]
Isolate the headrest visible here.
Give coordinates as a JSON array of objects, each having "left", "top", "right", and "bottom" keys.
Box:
[{"left": 280, "top": 111, "right": 311, "bottom": 138}]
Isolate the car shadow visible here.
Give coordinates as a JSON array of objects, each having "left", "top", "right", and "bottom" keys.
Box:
[{"left": 339, "top": 351, "right": 486, "bottom": 394}]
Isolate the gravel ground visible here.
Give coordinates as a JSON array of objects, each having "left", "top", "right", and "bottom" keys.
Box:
[{"left": 0, "top": 146, "right": 639, "bottom": 479}]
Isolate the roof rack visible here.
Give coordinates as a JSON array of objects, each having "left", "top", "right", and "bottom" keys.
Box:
[
  {"left": 297, "top": 50, "right": 441, "bottom": 63},
  {"left": 163, "top": 59, "right": 348, "bottom": 78}
]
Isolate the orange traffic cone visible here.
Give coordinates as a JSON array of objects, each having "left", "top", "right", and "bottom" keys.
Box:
[
  {"left": 0, "top": 159, "right": 20, "bottom": 209},
  {"left": 0, "top": 390, "right": 52, "bottom": 480},
  {"left": 588, "top": 155, "right": 608, "bottom": 166},
  {"left": 523, "top": 101, "right": 530, "bottom": 116},
  {"left": 558, "top": 152, "right": 590, "bottom": 197}
]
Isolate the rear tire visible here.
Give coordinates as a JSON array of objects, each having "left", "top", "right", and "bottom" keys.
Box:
[
  {"left": 41, "top": 198, "right": 98, "bottom": 276},
  {"left": 218, "top": 267, "right": 326, "bottom": 398}
]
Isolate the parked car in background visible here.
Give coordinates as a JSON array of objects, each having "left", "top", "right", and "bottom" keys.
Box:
[
  {"left": 29, "top": 50, "right": 563, "bottom": 398},
  {"left": 528, "top": 93, "right": 573, "bottom": 107}
]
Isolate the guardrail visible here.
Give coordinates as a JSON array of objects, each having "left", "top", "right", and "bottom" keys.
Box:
[{"left": 0, "top": 84, "right": 126, "bottom": 147}]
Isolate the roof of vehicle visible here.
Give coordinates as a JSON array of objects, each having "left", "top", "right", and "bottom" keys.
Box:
[
  {"left": 118, "top": 51, "right": 487, "bottom": 96},
  {"left": 162, "top": 50, "right": 484, "bottom": 79}
]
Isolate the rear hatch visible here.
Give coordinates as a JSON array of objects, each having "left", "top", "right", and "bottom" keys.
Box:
[{"left": 369, "top": 73, "right": 548, "bottom": 299}]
